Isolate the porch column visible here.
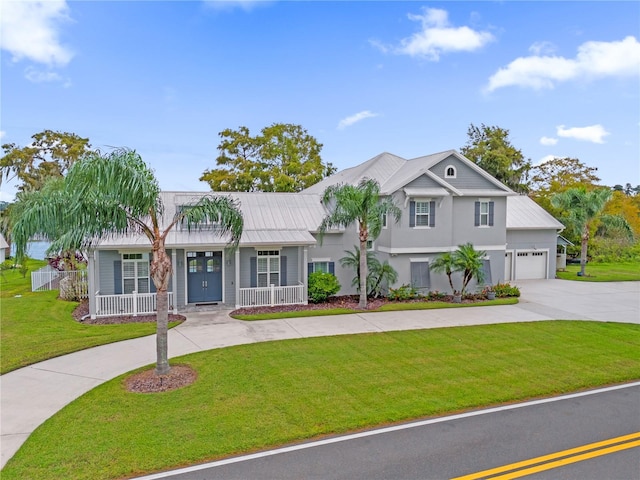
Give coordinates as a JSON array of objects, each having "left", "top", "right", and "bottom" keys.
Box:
[
  {"left": 235, "top": 248, "right": 240, "bottom": 309},
  {"left": 88, "top": 250, "right": 97, "bottom": 320},
  {"left": 303, "top": 246, "right": 308, "bottom": 305},
  {"left": 171, "top": 249, "right": 178, "bottom": 314}
]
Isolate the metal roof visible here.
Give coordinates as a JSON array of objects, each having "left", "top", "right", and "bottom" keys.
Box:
[
  {"left": 95, "top": 153, "right": 563, "bottom": 250},
  {"left": 96, "top": 191, "right": 327, "bottom": 249},
  {"left": 506, "top": 195, "right": 564, "bottom": 230}
]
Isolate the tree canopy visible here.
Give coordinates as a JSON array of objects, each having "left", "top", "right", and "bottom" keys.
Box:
[
  {"left": 1, "top": 130, "right": 94, "bottom": 193},
  {"left": 528, "top": 156, "right": 602, "bottom": 219},
  {"left": 460, "top": 123, "right": 531, "bottom": 193},
  {"left": 551, "top": 187, "right": 625, "bottom": 276},
  {"left": 12, "top": 149, "right": 244, "bottom": 375},
  {"left": 200, "top": 123, "right": 335, "bottom": 192},
  {"left": 318, "top": 179, "right": 401, "bottom": 309}
]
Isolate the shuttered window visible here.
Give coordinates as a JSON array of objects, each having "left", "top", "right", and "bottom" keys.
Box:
[
  {"left": 257, "top": 250, "right": 280, "bottom": 287},
  {"left": 122, "top": 253, "right": 150, "bottom": 294}
]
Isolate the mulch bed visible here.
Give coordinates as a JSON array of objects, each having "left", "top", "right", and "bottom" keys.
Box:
[
  {"left": 230, "top": 294, "right": 480, "bottom": 316},
  {"left": 72, "top": 300, "right": 186, "bottom": 325},
  {"left": 125, "top": 365, "right": 198, "bottom": 393}
]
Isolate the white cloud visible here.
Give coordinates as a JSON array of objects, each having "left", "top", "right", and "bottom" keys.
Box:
[
  {"left": 486, "top": 36, "right": 640, "bottom": 92},
  {"left": 0, "top": 131, "right": 5, "bottom": 141},
  {"left": 0, "top": 0, "right": 73, "bottom": 66},
  {"left": 338, "top": 111, "right": 379, "bottom": 130},
  {"left": 540, "top": 136, "right": 558, "bottom": 146},
  {"left": 374, "top": 7, "right": 494, "bottom": 61},
  {"left": 557, "top": 124, "right": 610, "bottom": 144}
]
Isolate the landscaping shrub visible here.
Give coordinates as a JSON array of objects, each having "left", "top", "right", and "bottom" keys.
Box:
[
  {"left": 308, "top": 272, "right": 341, "bottom": 303},
  {"left": 493, "top": 282, "right": 520, "bottom": 298},
  {"left": 427, "top": 290, "right": 447, "bottom": 301},
  {"left": 387, "top": 284, "right": 421, "bottom": 301}
]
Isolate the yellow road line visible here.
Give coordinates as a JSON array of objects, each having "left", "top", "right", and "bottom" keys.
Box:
[{"left": 451, "top": 432, "right": 640, "bottom": 480}]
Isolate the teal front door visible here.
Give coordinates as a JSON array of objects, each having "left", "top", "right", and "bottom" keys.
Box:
[{"left": 187, "top": 251, "right": 222, "bottom": 303}]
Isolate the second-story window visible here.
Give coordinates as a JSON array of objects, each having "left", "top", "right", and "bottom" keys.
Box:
[
  {"left": 475, "top": 200, "right": 494, "bottom": 227},
  {"left": 409, "top": 200, "right": 436, "bottom": 228},
  {"left": 415, "top": 201, "right": 431, "bottom": 226}
]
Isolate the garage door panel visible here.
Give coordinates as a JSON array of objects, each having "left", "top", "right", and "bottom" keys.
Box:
[{"left": 515, "top": 251, "right": 546, "bottom": 279}]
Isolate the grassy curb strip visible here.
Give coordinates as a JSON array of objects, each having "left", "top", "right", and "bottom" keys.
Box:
[{"left": 4, "top": 321, "right": 639, "bottom": 479}]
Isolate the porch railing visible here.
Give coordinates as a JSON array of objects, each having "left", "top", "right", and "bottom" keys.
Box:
[
  {"left": 95, "top": 291, "right": 175, "bottom": 318},
  {"left": 32, "top": 266, "right": 88, "bottom": 299},
  {"left": 236, "top": 283, "right": 306, "bottom": 309}
]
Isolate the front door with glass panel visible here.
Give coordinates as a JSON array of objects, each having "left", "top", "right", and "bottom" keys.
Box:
[{"left": 187, "top": 251, "right": 222, "bottom": 303}]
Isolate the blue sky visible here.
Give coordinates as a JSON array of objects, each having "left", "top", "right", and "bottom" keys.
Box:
[{"left": 1, "top": 1, "right": 639, "bottom": 202}]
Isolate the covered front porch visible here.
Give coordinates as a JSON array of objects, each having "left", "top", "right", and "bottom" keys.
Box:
[{"left": 86, "top": 240, "right": 313, "bottom": 318}]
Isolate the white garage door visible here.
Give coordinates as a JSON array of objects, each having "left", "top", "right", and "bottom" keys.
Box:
[{"left": 515, "top": 251, "right": 547, "bottom": 279}]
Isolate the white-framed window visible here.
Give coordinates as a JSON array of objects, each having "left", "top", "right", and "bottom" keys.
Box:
[
  {"left": 122, "top": 253, "right": 150, "bottom": 294},
  {"left": 312, "top": 261, "right": 330, "bottom": 273},
  {"left": 445, "top": 165, "right": 456, "bottom": 178},
  {"left": 478, "top": 200, "right": 490, "bottom": 226},
  {"left": 366, "top": 239, "right": 374, "bottom": 250},
  {"left": 257, "top": 250, "right": 280, "bottom": 287},
  {"left": 415, "top": 201, "right": 432, "bottom": 227}
]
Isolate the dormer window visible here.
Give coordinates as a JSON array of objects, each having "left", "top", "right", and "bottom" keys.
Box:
[{"left": 445, "top": 165, "right": 456, "bottom": 178}]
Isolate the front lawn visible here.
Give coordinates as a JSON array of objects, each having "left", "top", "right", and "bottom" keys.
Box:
[
  {"left": 0, "top": 259, "right": 179, "bottom": 374},
  {"left": 556, "top": 262, "right": 640, "bottom": 282},
  {"left": 4, "top": 320, "right": 639, "bottom": 480}
]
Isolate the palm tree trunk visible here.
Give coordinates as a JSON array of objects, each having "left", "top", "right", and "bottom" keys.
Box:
[
  {"left": 580, "top": 225, "right": 589, "bottom": 277},
  {"left": 150, "top": 241, "right": 172, "bottom": 375},
  {"left": 358, "top": 238, "right": 368, "bottom": 309},
  {"left": 155, "top": 287, "right": 170, "bottom": 375}
]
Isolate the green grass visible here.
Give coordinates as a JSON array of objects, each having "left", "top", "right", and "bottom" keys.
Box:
[
  {"left": 233, "top": 298, "right": 518, "bottom": 320},
  {"left": 4, "top": 321, "right": 639, "bottom": 480},
  {"left": 556, "top": 262, "right": 640, "bottom": 282},
  {"left": 0, "top": 259, "right": 178, "bottom": 374}
]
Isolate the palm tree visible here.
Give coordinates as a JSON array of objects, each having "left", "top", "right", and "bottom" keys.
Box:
[
  {"left": 12, "top": 149, "right": 243, "bottom": 375},
  {"left": 319, "top": 179, "right": 401, "bottom": 309},
  {"left": 453, "top": 243, "right": 486, "bottom": 295},
  {"left": 430, "top": 252, "right": 456, "bottom": 294},
  {"left": 339, "top": 246, "right": 379, "bottom": 292},
  {"left": 368, "top": 259, "right": 398, "bottom": 298},
  {"left": 551, "top": 187, "right": 612, "bottom": 276}
]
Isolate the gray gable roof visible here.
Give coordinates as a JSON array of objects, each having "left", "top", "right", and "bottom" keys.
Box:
[{"left": 303, "top": 150, "right": 513, "bottom": 196}]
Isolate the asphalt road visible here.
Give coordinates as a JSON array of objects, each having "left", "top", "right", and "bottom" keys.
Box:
[{"left": 138, "top": 383, "right": 640, "bottom": 480}]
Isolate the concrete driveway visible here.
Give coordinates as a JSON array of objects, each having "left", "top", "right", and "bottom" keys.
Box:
[{"left": 1, "top": 279, "right": 638, "bottom": 468}]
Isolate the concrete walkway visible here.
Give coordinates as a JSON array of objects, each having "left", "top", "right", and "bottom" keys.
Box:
[{"left": 1, "top": 279, "right": 638, "bottom": 468}]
